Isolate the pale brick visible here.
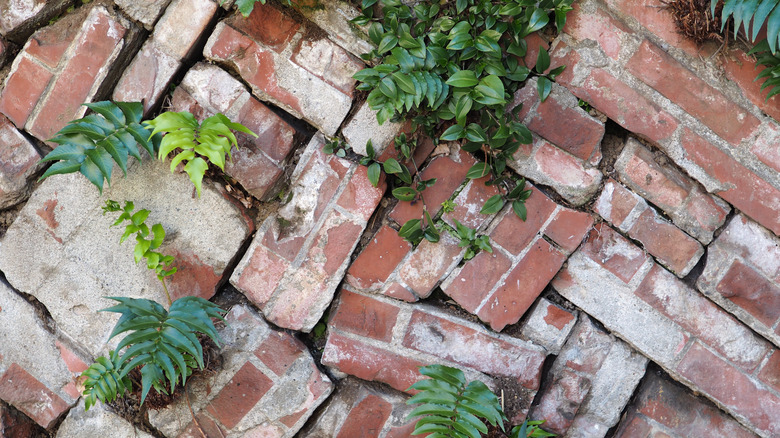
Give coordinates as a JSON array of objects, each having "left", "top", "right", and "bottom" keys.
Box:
[
  {"left": 520, "top": 298, "right": 577, "bottom": 355},
  {"left": 112, "top": 41, "right": 180, "bottom": 115},
  {"left": 152, "top": 0, "right": 217, "bottom": 60},
  {"left": 342, "top": 100, "right": 405, "bottom": 156},
  {"left": 0, "top": 114, "right": 40, "bottom": 209}
]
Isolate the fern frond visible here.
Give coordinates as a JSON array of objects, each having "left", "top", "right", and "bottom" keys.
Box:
[
  {"left": 406, "top": 365, "right": 507, "bottom": 438},
  {"left": 39, "top": 101, "right": 159, "bottom": 193},
  {"left": 101, "top": 296, "right": 226, "bottom": 405},
  {"left": 81, "top": 353, "right": 132, "bottom": 410},
  {"left": 715, "top": 0, "right": 780, "bottom": 52},
  {"left": 144, "top": 112, "right": 257, "bottom": 197},
  {"left": 748, "top": 39, "right": 780, "bottom": 100}
]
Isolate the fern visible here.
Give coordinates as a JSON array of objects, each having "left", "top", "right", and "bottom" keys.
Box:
[
  {"left": 406, "top": 364, "right": 506, "bottom": 438},
  {"left": 39, "top": 101, "right": 159, "bottom": 193},
  {"left": 144, "top": 112, "right": 257, "bottom": 197},
  {"left": 713, "top": 0, "right": 780, "bottom": 53},
  {"left": 81, "top": 353, "right": 132, "bottom": 410},
  {"left": 102, "top": 200, "right": 177, "bottom": 283},
  {"left": 748, "top": 39, "right": 780, "bottom": 99},
  {"left": 99, "top": 296, "right": 225, "bottom": 405}
]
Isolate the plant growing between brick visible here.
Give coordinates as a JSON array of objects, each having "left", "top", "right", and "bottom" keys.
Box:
[{"left": 407, "top": 364, "right": 554, "bottom": 437}]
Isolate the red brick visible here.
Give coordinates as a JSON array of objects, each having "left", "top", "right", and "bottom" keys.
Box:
[
  {"left": 716, "top": 260, "right": 780, "bottom": 328},
  {"left": 636, "top": 264, "right": 769, "bottom": 371},
  {"left": 112, "top": 42, "right": 180, "bottom": 115},
  {"left": 595, "top": 179, "right": 641, "bottom": 228},
  {"left": 723, "top": 48, "right": 780, "bottom": 122},
  {"left": 28, "top": 9, "right": 127, "bottom": 141},
  {"left": 478, "top": 239, "right": 567, "bottom": 331},
  {"left": 228, "top": 2, "right": 300, "bottom": 52},
  {"left": 564, "top": 2, "right": 630, "bottom": 60},
  {"left": 25, "top": 18, "right": 80, "bottom": 69},
  {"left": 572, "top": 68, "right": 678, "bottom": 143},
  {"left": 0, "top": 364, "right": 70, "bottom": 429},
  {"left": 534, "top": 140, "right": 601, "bottom": 190},
  {"left": 347, "top": 225, "right": 411, "bottom": 290},
  {"left": 306, "top": 210, "right": 363, "bottom": 276},
  {"left": 629, "top": 209, "right": 703, "bottom": 276},
  {"left": 442, "top": 248, "right": 512, "bottom": 314},
  {"left": 615, "top": 415, "right": 654, "bottom": 438},
  {"left": 490, "top": 185, "right": 557, "bottom": 255},
  {"left": 254, "top": 331, "right": 305, "bottom": 376},
  {"left": 751, "top": 122, "right": 780, "bottom": 173},
  {"left": 523, "top": 33, "right": 550, "bottom": 72},
  {"left": 544, "top": 304, "right": 576, "bottom": 330},
  {"left": 262, "top": 266, "right": 330, "bottom": 330},
  {"left": 336, "top": 164, "right": 386, "bottom": 222},
  {"left": 235, "top": 243, "right": 289, "bottom": 306},
  {"left": 443, "top": 175, "right": 500, "bottom": 229},
  {"left": 604, "top": 0, "right": 712, "bottom": 56},
  {"left": 531, "top": 368, "right": 591, "bottom": 434},
  {"left": 403, "top": 310, "right": 545, "bottom": 388},
  {"left": 398, "top": 234, "right": 463, "bottom": 299},
  {"left": 180, "top": 414, "right": 227, "bottom": 438},
  {"left": 389, "top": 149, "right": 476, "bottom": 225},
  {"left": 0, "top": 57, "right": 54, "bottom": 128},
  {"left": 236, "top": 96, "right": 296, "bottom": 163},
  {"left": 336, "top": 394, "right": 393, "bottom": 438},
  {"left": 55, "top": 341, "right": 87, "bottom": 375},
  {"left": 618, "top": 144, "right": 689, "bottom": 209},
  {"left": 385, "top": 422, "right": 419, "bottom": 438},
  {"left": 330, "top": 289, "right": 400, "bottom": 342},
  {"left": 206, "top": 362, "right": 273, "bottom": 429},
  {"left": 628, "top": 372, "right": 757, "bottom": 438},
  {"left": 322, "top": 333, "right": 426, "bottom": 393},
  {"left": 383, "top": 282, "right": 417, "bottom": 302},
  {"left": 758, "top": 350, "right": 780, "bottom": 393},
  {"left": 544, "top": 208, "right": 594, "bottom": 253},
  {"left": 580, "top": 223, "right": 649, "bottom": 283},
  {"left": 677, "top": 342, "right": 780, "bottom": 436},
  {"left": 527, "top": 91, "right": 604, "bottom": 162},
  {"left": 291, "top": 36, "right": 363, "bottom": 97},
  {"left": 682, "top": 129, "right": 780, "bottom": 235},
  {"left": 626, "top": 40, "right": 759, "bottom": 145}
]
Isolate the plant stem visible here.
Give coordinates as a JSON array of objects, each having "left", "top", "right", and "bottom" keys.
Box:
[{"left": 161, "top": 278, "right": 172, "bottom": 307}]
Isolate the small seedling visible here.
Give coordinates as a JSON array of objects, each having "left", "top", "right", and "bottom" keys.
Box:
[{"left": 452, "top": 220, "right": 492, "bottom": 260}]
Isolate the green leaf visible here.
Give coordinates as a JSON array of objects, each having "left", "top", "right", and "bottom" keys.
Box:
[
  {"left": 440, "top": 124, "right": 465, "bottom": 141},
  {"left": 480, "top": 194, "right": 504, "bottom": 214},
  {"left": 393, "top": 186, "right": 417, "bottom": 201},
  {"left": 466, "top": 163, "right": 490, "bottom": 179},
  {"left": 512, "top": 200, "right": 528, "bottom": 221},
  {"left": 535, "top": 47, "right": 551, "bottom": 73},
  {"left": 537, "top": 76, "right": 553, "bottom": 102},
  {"left": 235, "top": 0, "right": 259, "bottom": 17},
  {"left": 367, "top": 162, "right": 381, "bottom": 187},
  {"left": 446, "top": 70, "right": 480, "bottom": 87},
  {"left": 383, "top": 157, "right": 404, "bottom": 174},
  {"left": 474, "top": 75, "right": 506, "bottom": 105},
  {"left": 378, "top": 33, "right": 399, "bottom": 54},
  {"left": 526, "top": 8, "right": 550, "bottom": 35}
]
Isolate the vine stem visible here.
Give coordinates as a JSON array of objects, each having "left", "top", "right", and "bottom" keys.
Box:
[{"left": 161, "top": 278, "right": 172, "bottom": 307}]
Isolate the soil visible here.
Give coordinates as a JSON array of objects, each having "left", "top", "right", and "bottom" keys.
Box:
[
  {"left": 0, "top": 203, "right": 23, "bottom": 239},
  {"left": 665, "top": 0, "right": 723, "bottom": 45}
]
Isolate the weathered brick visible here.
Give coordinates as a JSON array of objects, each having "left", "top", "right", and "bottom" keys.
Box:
[
  {"left": 152, "top": 0, "right": 217, "bottom": 60},
  {"left": 0, "top": 114, "right": 40, "bottom": 209},
  {"left": 322, "top": 332, "right": 426, "bottom": 393},
  {"left": 289, "top": 0, "right": 373, "bottom": 58},
  {"left": 580, "top": 223, "right": 650, "bottom": 284},
  {"left": 616, "top": 138, "right": 729, "bottom": 243},
  {"left": 564, "top": 68, "right": 678, "bottom": 143},
  {"left": 723, "top": 48, "right": 780, "bottom": 122},
  {"left": 509, "top": 137, "right": 602, "bottom": 206},
  {"left": 342, "top": 100, "right": 406, "bottom": 157},
  {"left": 27, "top": 7, "right": 130, "bottom": 141},
  {"left": 676, "top": 342, "right": 780, "bottom": 436},
  {"left": 336, "top": 164, "right": 386, "bottom": 222},
  {"left": 402, "top": 310, "right": 546, "bottom": 388},
  {"left": 112, "top": 41, "right": 180, "bottom": 114},
  {"left": 698, "top": 214, "right": 780, "bottom": 346},
  {"left": 234, "top": 241, "right": 291, "bottom": 306},
  {"left": 489, "top": 185, "right": 557, "bottom": 255},
  {"left": 0, "top": 56, "right": 53, "bottom": 128},
  {"left": 477, "top": 239, "right": 567, "bottom": 331},
  {"left": 532, "top": 368, "right": 591, "bottom": 434},
  {"left": 635, "top": 264, "right": 770, "bottom": 372},
  {"left": 564, "top": 0, "right": 631, "bottom": 60},
  {"left": 330, "top": 289, "right": 400, "bottom": 342},
  {"left": 23, "top": 16, "right": 79, "bottom": 69},
  {"left": 520, "top": 298, "right": 577, "bottom": 355},
  {"left": 442, "top": 175, "right": 500, "bottom": 230},
  {"left": 390, "top": 148, "right": 476, "bottom": 226},
  {"left": 346, "top": 225, "right": 411, "bottom": 291},
  {"left": 543, "top": 208, "right": 594, "bottom": 254},
  {"left": 627, "top": 40, "right": 759, "bottom": 145},
  {"left": 751, "top": 122, "right": 780, "bottom": 174},
  {"left": 594, "top": 178, "right": 642, "bottom": 229},
  {"left": 336, "top": 394, "right": 393, "bottom": 438},
  {"left": 441, "top": 248, "right": 513, "bottom": 314},
  {"left": 614, "top": 372, "right": 758, "bottom": 438},
  {"left": 113, "top": 0, "right": 171, "bottom": 30},
  {"left": 396, "top": 232, "right": 463, "bottom": 299},
  {"left": 0, "top": 364, "right": 70, "bottom": 429},
  {"left": 758, "top": 351, "right": 780, "bottom": 394},
  {"left": 682, "top": 129, "right": 780, "bottom": 235},
  {"left": 205, "top": 17, "right": 351, "bottom": 135},
  {"left": 291, "top": 35, "right": 363, "bottom": 97},
  {"left": 254, "top": 331, "right": 306, "bottom": 376},
  {"left": 0, "top": 0, "right": 72, "bottom": 42}
]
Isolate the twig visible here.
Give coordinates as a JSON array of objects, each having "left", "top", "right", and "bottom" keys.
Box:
[{"left": 185, "top": 385, "right": 207, "bottom": 438}]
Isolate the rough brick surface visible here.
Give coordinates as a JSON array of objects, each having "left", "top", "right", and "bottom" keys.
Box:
[
  {"left": 0, "top": 0, "right": 71, "bottom": 42},
  {"left": 342, "top": 101, "right": 406, "bottom": 157},
  {"left": 698, "top": 214, "right": 780, "bottom": 348},
  {"left": 169, "top": 63, "right": 296, "bottom": 200},
  {"left": 113, "top": 0, "right": 172, "bottom": 30},
  {"left": 0, "top": 158, "right": 253, "bottom": 356},
  {"left": 204, "top": 3, "right": 353, "bottom": 135},
  {"left": 289, "top": 0, "right": 373, "bottom": 58},
  {"left": 520, "top": 298, "right": 577, "bottom": 355},
  {"left": 615, "top": 138, "right": 729, "bottom": 244},
  {"left": 595, "top": 178, "right": 704, "bottom": 276},
  {"left": 614, "top": 371, "right": 758, "bottom": 438},
  {"left": 323, "top": 288, "right": 546, "bottom": 421},
  {"left": 149, "top": 305, "right": 332, "bottom": 437},
  {"left": 231, "top": 133, "right": 383, "bottom": 331},
  {"left": 0, "top": 114, "right": 40, "bottom": 209},
  {"left": 553, "top": 224, "right": 778, "bottom": 436},
  {"left": 56, "top": 400, "right": 155, "bottom": 438}
]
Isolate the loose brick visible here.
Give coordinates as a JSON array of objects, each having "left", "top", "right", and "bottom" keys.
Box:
[
  {"left": 751, "top": 122, "right": 780, "bottom": 174},
  {"left": 490, "top": 185, "right": 557, "bottom": 255},
  {"left": 758, "top": 351, "right": 780, "bottom": 393},
  {"left": 336, "top": 164, "right": 386, "bottom": 222},
  {"left": 544, "top": 208, "right": 594, "bottom": 254},
  {"left": 477, "top": 239, "right": 567, "bottom": 331},
  {"left": 442, "top": 175, "right": 500, "bottom": 230},
  {"left": 330, "top": 289, "right": 400, "bottom": 342},
  {"left": 635, "top": 264, "right": 770, "bottom": 372},
  {"left": 595, "top": 179, "right": 642, "bottom": 229},
  {"left": 234, "top": 242, "right": 290, "bottom": 306},
  {"left": 0, "top": 114, "right": 40, "bottom": 209},
  {"left": 441, "top": 248, "right": 513, "bottom": 314},
  {"left": 532, "top": 368, "right": 591, "bottom": 434},
  {"left": 520, "top": 298, "right": 577, "bottom": 355},
  {"left": 615, "top": 372, "right": 757, "bottom": 438},
  {"left": 397, "top": 232, "right": 463, "bottom": 299},
  {"left": 564, "top": 0, "right": 631, "bottom": 60},
  {"left": 0, "top": 57, "right": 54, "bottom": 128},
  {"left": 716, "top": 260, "right": 780, "bottom": 328},
  {"left": 676, "top": 342, "right": 780, "bottom": 436},
  {"left": 0, "top": 364, "right": 70, "bottom": 429},
  {"left": 682, "top": 129, "right": 780, "bottom": 235},
  {"left": 402, "top": 310, "right": 546, "bottom": 388},
  {"left": 152, "top": 0, "right": 217, "bottom": 60},
  {"left": 112, "top": 41, "right": 180, "bottom": 114},
  {"left": 113, "top": 0, "right": 171, "bottom": 30},
  {"left": 346, "top": 225, "right": 411, "bottom": 291},
  {"left": 291, "top": 35, "right": 363, "bottom": 96},
  {"left": 0, "top": 0, "right": 72, "bottom": 42},
  {"left": 616, "top": 138, "right": 729, "bottom": 243},
  {"left": 228, "top": 1, "right": 300, "bottom": 52},
  {"left": 723, "top": 48, "right": 780, "bottom": 122},
  {"left": 254, "top": 331, "right": 306, "bottom": 376},
  {"left": 626, "top": 40, "right": 759, "bottom": 145},
  {"left": 580, "top": 223, "right": 649, "bottom": 283},
  {"left": 322, "top": 333, "right": 426, "bottom": 393},
  {"left": 336, "top": 394, "right": 393, "bottom": 438},
  {"left": 628, "top": 208, "right": 704, "bottom": 276},
  {"left": 23, "top": 16, "right": 79, "bottom": 69}
]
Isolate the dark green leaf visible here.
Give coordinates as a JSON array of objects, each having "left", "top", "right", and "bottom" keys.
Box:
[
  {"left": 393, "top": 186, "right": 417, "bottom": 201},
  {"left": 466, "top": 163, "right": 490, "bottom": 179},
  {"left": 535, "top": 47, "right": 550, "bottom": 73},
  {"left": 537, "top": 76, "right": 553, "bottom": 102},
  {"left": 446, "top": 70, "right": 480, "bottom": 87},
  {"left": 480, "top": 194, "right": 504, "bottom": 214},
  {"left": 512, "top": 200, "right": 528, "bottom": 221},
  {"left": 367, "top": 162, "right": 381, "bottom": 187}
]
